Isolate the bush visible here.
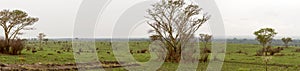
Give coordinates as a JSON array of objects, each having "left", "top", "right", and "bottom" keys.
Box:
[
  {"left": 0, "top": 40, "right": 5, "bottom": 53},
  {"left": 9, "top": 39, "right": 25, "bottom": 55},
  {"left": 295, "top": 48, "right": 300, "bottom": 52},
  {"left": 0, "top": 39, "right": 25, "bottom": 55},
  {"left": 255, "top": 49, "right": 264, "bottom": 56}
]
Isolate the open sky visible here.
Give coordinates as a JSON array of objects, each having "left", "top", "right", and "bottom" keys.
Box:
[{"left": 0, "top": 0, "right": 300, "bottom": 39}]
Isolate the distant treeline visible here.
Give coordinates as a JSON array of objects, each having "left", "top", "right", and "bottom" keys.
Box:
[
  {"left": 228, "top": 39, "right": 300, "bottom": 47},
  {"left": 24, "top": 38, "right": 300, "bottom": 47}
]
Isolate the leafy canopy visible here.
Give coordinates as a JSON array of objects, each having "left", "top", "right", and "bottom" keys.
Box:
[{"left": 254, "top": 28, "right": 277, "bottom": 46}]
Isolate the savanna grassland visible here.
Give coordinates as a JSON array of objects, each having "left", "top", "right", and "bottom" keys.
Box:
[{"left": 1, "top": 40, "right": 300, "bottom": 71}]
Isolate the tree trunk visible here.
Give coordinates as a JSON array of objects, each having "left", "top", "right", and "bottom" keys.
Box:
[
  {"left": 165, "top": 46, "right": 181, "bottom": 63},
  {"left": 3, "top": 30, "right": 11, "bottom": 54},
  {"left": 166, "top": 51, "right": 181, "bottom": 63},
  {"left": 263, "top": 44, "right": 267, "bottom": 56}
]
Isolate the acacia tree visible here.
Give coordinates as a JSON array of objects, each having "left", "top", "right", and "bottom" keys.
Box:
[
  {"left": 146, "top": 0, "right": 209, "bottom": 62},
  {"left": 281, "top": 37, "right": 292, "bottom": 48},
  {"left": 0, "top": 9, "right": 38, "bottom": 53},
  {"left": 199, "top": 34, "right": 212, "bottom": 48},
  {"left": 254, "top": 28, "right": 277, "bottom": 56},
  {"left": 37, "top": 33, "right": 46, "bottom": 50}
]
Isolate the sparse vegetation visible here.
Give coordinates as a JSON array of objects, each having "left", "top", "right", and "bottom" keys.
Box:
[
  {"left": 1, "top": 0, "right": 299, "bottom": 71},
  {"left": 0, "top": 41, "right": 300, "bottom": 70}
]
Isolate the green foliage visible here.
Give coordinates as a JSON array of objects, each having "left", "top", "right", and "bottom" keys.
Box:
[
  {"left": 0, "top": 41, "right": 300, "bottom": 70},
  {"left": 282, "top": 37, "right": 292, "bottom": 48},
  {"left": 10, "top": 39, "right": 25, "bottom": 55},
  {"left": 254, "top": 28, "right": 277, "bottom": 47}
]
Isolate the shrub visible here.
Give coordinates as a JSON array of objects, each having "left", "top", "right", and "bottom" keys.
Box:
[
  {"left": 0, "top": 40, "right": 5, "bottom": 53},
  {"left": 0, "top": 39, "right": 25, "bottom": 55},
  {"left": 295, "top": 48, "right": 300, "bottom": 52},
  {"left": 9, "top": 39, "right": 25, "bottom": 55},
  {"left": 255, "top": 49, "right": 264, "bottom": 56}
]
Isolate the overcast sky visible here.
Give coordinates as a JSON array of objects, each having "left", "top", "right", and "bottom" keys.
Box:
[{"left": 0, "top": 0, "right": 300, "bottom": 39}]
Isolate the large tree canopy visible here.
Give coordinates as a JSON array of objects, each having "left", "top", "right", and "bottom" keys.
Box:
[
  {"left": 0, "top": 9, "right": 38, "bottom": 54},
  {"left": 146, "top": 0, "right": 209, "bottom": 62},
  {"left": 0, "top": 9, "right": 38, "bottom": 41}
]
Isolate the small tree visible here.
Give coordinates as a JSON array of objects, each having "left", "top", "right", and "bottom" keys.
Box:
[
  {"left": 199, "top": 34, "right": 212, "bottom": 48},
  {"left": 146, "top": 0, "right": 209, "bottom": 62},
  {"left": 254, "top": 28, "right": 277, "bottom": 56},
  {"left": 0, "top": 9, "right": 38, "bottom": 54},
  {"left": 281, "top": 37, "right": 292, "bottom": 48},
  {"left": 37, "top": 33, "right": 46, "bottom": 50}
]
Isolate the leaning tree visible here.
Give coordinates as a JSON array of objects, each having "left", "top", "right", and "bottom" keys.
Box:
[
  {"left": 0, "top": 9, "right": 39, "bottom": 54},
  {"left": 281, "top": 37, "right": 292, "bottom": 48},
  {"left": 146, "top": 0, "right": 209, "bottom": 62},
  {"left": 254, "top": 28, "right": 277, "bottom": 56}
]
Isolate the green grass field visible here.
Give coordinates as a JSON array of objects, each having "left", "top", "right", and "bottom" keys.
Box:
[{"left": 1, "top": 41, "right": 300, "bottom": 71}]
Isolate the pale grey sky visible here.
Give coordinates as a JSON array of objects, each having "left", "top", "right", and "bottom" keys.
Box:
[{"left": 0, "top": 0, "right": 300, "bottom": 39}]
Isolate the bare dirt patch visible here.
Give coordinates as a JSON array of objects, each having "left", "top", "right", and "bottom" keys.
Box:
[{"left": 0, "top": 61, "right": 139, "bottom": 71}]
